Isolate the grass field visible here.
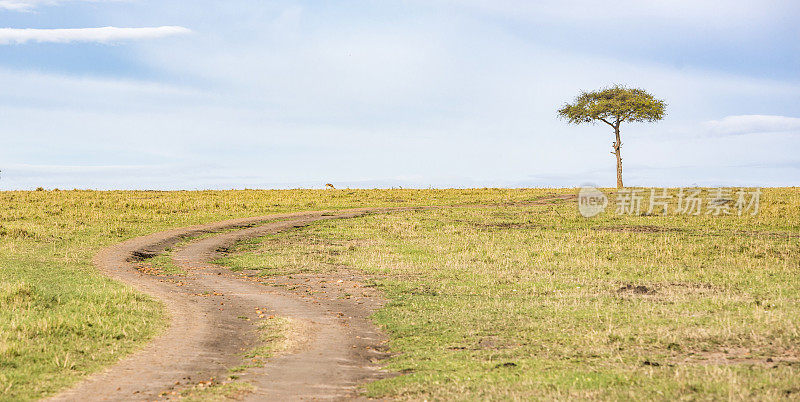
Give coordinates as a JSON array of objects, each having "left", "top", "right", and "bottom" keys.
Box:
[
  {"left": 0, "top": 188, "right": 555, "bottom": 400},
  {"left": 218, "top": 188, "right": 800, "bottom": 400}
]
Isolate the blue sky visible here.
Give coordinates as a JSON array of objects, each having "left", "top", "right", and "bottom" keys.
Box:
[{"left": 1, "top": 0, "right": 799, "bottom": 190}]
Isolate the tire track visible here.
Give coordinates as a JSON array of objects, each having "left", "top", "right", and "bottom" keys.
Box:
[{"left": 49, "top": 209, "right": 398, "bottom": 401}]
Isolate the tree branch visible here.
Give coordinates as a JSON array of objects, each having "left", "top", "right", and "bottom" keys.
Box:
[{"left": 598, "top": 118, "right": 615, "bottom": 128}]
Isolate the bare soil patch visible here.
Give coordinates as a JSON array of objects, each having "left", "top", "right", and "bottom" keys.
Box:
[{"left": 617, "top": 284, "right": 656, "bottom": 295}]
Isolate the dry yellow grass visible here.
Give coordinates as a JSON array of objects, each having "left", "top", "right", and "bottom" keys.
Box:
[
  {"left": 0, "top": 188, "right": 560, "bottom": 400},
  {"left": 220, "top": 187, "right": 800, "bottom": 400}
]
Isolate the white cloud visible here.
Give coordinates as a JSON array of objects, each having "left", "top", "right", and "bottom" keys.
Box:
[
  {"left": 704, "top": 115, "right": 800, "bottom": 136},
  {"left": 0, "top": 26, "right": 190, "bottom": 44}
]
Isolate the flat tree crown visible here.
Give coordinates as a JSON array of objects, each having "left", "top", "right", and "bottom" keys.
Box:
[{"left": 557, "top": 85, "right": 666, "bottom": 127}]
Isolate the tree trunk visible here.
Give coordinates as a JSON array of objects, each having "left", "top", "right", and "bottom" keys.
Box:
[{"left": 613, "top": 127, "right": 623, "bottom": 188}]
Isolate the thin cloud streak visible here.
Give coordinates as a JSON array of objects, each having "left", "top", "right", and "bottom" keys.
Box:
[
  {"left": 703, "top": 115, "right": 800, "bottom": 136},
  {"left": 0, "top": 26, "right": 190, "bottom": 44}
]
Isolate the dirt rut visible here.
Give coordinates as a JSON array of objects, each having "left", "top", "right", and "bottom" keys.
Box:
[{"left": 49, "top": 209, "right": 398, "bottom": 401}]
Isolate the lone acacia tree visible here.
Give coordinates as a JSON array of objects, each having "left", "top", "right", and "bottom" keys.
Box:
[{"left": 558, "top": 85, "right": 666, "bottom": 188}]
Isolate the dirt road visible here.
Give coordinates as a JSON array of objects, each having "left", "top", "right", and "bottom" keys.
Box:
[{"left": 49, "top": 209, "right": 401, "bottom": 401}]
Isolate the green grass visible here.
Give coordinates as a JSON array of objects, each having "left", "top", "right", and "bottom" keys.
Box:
[
  {"left": 219, "top": 188, "right": 800, "bottom": 400},
  {"left": 137, "top": 254, "right": 186, "bottom": 276},
  {"left": 0, "top": 188, "right": 558, "bottom": 400},
  {"left": 229, "top": 315, "right": 299, "bottom": 374},
  {"left": 181, "top": 316, "right": 297, "bottom": 400}
]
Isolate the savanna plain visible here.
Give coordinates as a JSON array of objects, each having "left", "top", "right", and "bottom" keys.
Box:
[{"left": 1, "top": 188, "right": 798, "bottom": 400}]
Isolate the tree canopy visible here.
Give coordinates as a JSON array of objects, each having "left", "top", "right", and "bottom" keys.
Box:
[{"left": 557, "top": 85, "right": 666, "bottom": 128}]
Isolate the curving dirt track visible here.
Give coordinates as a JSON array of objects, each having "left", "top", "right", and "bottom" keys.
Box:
[
  {"left": 49, "top": 208, "right": 406, "bottom": 401},
  {"left": 49, "top": 195, "right": 576, "bottom": 401}
]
